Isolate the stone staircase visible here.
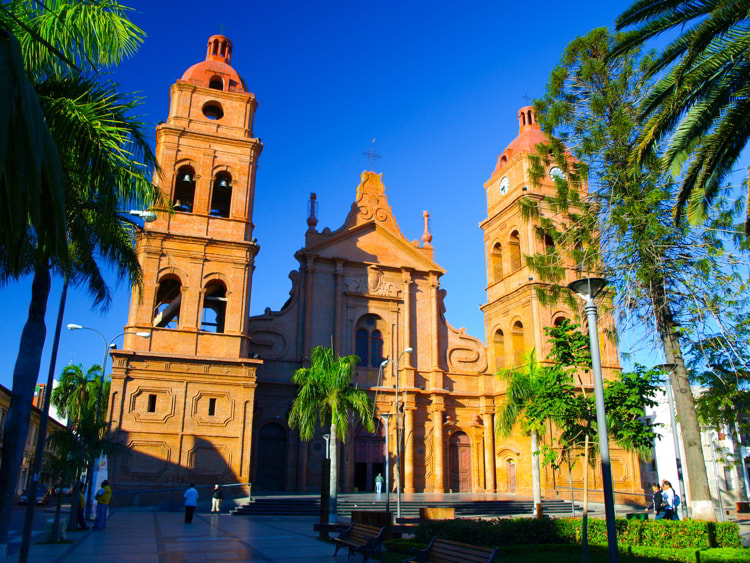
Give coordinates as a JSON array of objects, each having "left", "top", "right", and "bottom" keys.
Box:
[{"left": 231, "top": 494, "right": 580, "bottom": 518}]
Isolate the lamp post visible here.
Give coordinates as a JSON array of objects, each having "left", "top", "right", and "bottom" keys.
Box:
[
  {"left": 66, "top": 325, "right": 150, "bottom": 519},
  {"left": 377, "top": 359, "right": 391, "bottom": 513},
  {"left": 567, "top": 277, "right": 618, "bottom": 563},
  {"left": 394, "top": 346, "right": 413, "bottom": 521},
  {"left": 654, "top": 363, "right": 689, "bottom": 520}
]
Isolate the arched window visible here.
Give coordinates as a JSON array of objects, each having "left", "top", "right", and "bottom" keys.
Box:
[
  {"left": 493, "top": 329, "right": 505, "bottom": 371},
  {"left": 355, "top": 314, "right": 385, "bottom": 367},
  {"left": 355, "top": 329, "right": 368, "bottom": 365},
  {"left": 512, "top": 321, "right": 525, "bottom": 366},
  {"left": 509, "top": 231, "right": 522, "bottom": 273},
  {"left": 210, "top": 172, "right": 232, "bottom": 218},
  {"left": 201, "top": 280, "right": 227, "bottom": 333},
  {"left": 527, "top": 110, "right": 533, "bottom": 125},
  {"left": 521, "top": 112, "right": 526, "bottom": 126},
  {"left": 209, "top": 76, "right": 223, "bottom": 90},
  {"left": 491, "top": 243, "right": 503, "bottom": 283},
  {"left": 544, "top": 234, "right": 555, "bottom": 254},
  {"left": 174, "top": 166, "right": 196, "bottom": 212},
  {"left": 154, "top": 277, "right": 181, "bottom": 329}
]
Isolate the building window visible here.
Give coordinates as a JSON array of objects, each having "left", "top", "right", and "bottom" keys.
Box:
[
  {"left": 208, "top": 398, "right": 217, "bottom": 417},
  {"left": 509, "top": 231, "right": 522, "bottom": 273},
  {"left": 355, "top": 314, "right": 385, "bottom": 368},
  {"left": 210, "top": 173, "right": 232, "bottom": 217},
  {"left": 491, "top": 243, "right": 503, "bottom": 283},
  {"left": 154, "top": 277, "right": 181, "bottom": 329},
  {"left": 174, "top": 166, "right": 196, "bottom": 212},
  {"left": 147, "top": 394, "right": 156, "bottom": 413},
  {"left": 209, "top": 76, "right": 223, "bottom": 90},
  {"left": 201, "top": 280, "right": 227, "bottom": 333},
  {"left": 512, "top": 321, "right": 525, "bottom": 366},
  {"left": 202, "top": 101, "right": 224, "bottom": 120},
  {"left": 493, "top": 329, "right": 505, "bottom": 371},
  {"left": 724, "top": 466, "right": 734, "bottom": 491}
]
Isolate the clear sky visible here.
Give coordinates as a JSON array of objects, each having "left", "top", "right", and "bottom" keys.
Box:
[{"left": 0, "top": 0, "right": 640, "bottom": 390}]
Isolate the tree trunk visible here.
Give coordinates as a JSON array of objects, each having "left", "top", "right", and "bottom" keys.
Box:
[
  {"left": 531, "top": 431, "right": 541, "bottom": 516},
  {"left": 67, "top": 479, "right": 81, "bottom": 531},
  {"left": 728, "top": 423, "right": 749, "bottom": 501},
  {"left": 659, "top": 312, "right": 716, "bottom": 520},
  {"left": 0, "top": 261, "right": 51, "bottom": 556},
  {"left": 329, "top": 423, "right": 338, "bottom": 524},
  {"left": 51, "top": 491, "right": 63, "bottom": 542}
]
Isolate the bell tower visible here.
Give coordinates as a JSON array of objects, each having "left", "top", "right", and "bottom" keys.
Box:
[
  {"left": 480, "top": 106, "right": 579, "bottom": 372},
  {"left": 123, "top": 34, "right": 262, "bottom": 356},
  {"left": 109, "top": 36, "right": 262, "bottom": 488}
]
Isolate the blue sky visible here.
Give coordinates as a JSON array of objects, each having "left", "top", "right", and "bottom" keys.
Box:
[{"left": 1, "top": 0, "right": 646, "bottom": 391}]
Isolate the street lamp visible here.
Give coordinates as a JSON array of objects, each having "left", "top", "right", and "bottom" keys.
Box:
[
  {"left": 125, "top": 209, "right": 157, "bottom": 222},
  {"left": 377, "top": 359, "right": 391, "bottom": 513},
  {"left": 568, "top": 277, "right": 618, "bottom": 563},
  {"left": 654, "top": 363, "right": 689, "bottom": 520},
  {"left": 394, "top": 346, "right": 413, "bottom": 521},
  {"left": 66, "top": 324, "right": 150, "bottom": 518}
]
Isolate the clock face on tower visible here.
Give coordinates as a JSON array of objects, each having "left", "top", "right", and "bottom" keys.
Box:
[
  {"left": 549, "top": 167, "right": 564, "bottom": 180},
  {"left": 499, "top": 177, "right": 509, "bottom": 195}
]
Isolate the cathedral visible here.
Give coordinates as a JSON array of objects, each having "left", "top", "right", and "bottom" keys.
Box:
[{"left": 108, "top": 35, "right": 645, "bottom": 500}]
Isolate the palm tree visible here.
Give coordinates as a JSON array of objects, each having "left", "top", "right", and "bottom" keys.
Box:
[
  {"left": 610, "top": 0, "right": 750, "bottom": 231},
  {"left": 288, "top": 346, "right": 375, "bottom": 522},
  {"left": 495, "top": 350, "right": 551, "bottom": 515},
  {"left": 0, "top": 2, "right": 159, "bottom": 551},
  {"left": 51, "top": 364, "right": 106, "bottom": 426}
]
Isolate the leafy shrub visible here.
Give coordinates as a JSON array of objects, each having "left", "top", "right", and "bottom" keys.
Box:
[{"left": 411, "top": 517, "right": 741, "bottom": 549}]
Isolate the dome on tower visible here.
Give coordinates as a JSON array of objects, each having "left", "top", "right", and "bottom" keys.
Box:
[{"left": 180, "top": 35, "right": 248, "bottom": 93}]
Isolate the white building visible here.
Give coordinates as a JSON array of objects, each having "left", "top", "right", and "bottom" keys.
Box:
[{"left": 644, "top": 387, "right": 749, "bottom": 512}]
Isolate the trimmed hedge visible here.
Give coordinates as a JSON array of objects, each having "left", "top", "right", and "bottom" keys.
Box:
[{"left": 412, "top": 517, "right": 742, "bottom": 550}]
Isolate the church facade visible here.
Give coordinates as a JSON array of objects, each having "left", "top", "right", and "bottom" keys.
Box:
[{"left": 108, "top": 36, "right": 646, "bottom": 500}]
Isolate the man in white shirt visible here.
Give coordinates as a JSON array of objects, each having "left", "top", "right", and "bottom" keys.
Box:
[{"left": 184, "top": 484, "right": 199, "bottom": 523}]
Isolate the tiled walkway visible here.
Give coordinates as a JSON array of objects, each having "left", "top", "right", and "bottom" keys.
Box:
[{"left": 11, "top": 512, "right": 346, "bottom": 562}]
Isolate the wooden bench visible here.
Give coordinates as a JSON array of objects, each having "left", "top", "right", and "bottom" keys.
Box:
[
  {"left": 403, "top": 537, "right": 497, "bottom": 563},
  {"left": 333, "top": 522, "right": 385, "bottom": 562}
]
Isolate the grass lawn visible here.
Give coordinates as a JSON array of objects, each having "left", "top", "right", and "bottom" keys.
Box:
[{"left": 382, "top": 543, "right": 750, "bottom": 563}]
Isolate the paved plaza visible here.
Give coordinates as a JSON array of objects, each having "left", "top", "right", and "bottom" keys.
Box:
[{"left": 4, "top": 511, "right": 348, "bottom": 563}]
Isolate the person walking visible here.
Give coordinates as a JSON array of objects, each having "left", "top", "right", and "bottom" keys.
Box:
[
  {"left": 660, "top": 480, "right": 676, "bottom": 520},
  {"left": 76, "top": 483, "right": 88, "bottom": 530},
  {"left": 375, "top": 473, "right": 384, "bottom": 495},
  {"left": 645, "top": 483, "right": 663, "bottom": 519},
  {"left": 662, "top": 480, "right": 680, "bottom": 520},
  {"left": 93, "top": 480, "right": 112, "bottom": 530},
  {"left": 184, "top": 483, "right": 199, "bottom": 523},
  {"left": 211, "top": 484, "right": 223, "bottom": 513}
]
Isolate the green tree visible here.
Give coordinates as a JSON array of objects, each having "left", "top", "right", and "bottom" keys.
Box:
[
  {"left": 51, "top": 364, "right": 108, "bottom": 426},
  {"left": 44, "top": 404, "right": 123, "bottom": 536},
  {"left": 521, "top": 27, "right": 746, "bottom": 520},
  {"left": 610, "top": 0, "right": 750, "bottom": 231},
  {"left": 0, "top": 1, "right": 160, "bottom": 550},
  {"left": 687, "top": 333, "right": 750, "bottom": 500},
  {"left": 288, "top": 346, "right": 375, "bottom": 522},
  {"left": 496, "top": 349, "right": 578, "bottom": 514}
]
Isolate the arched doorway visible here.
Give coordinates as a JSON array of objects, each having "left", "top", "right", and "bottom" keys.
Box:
[
  {"left": 256, "top": 423, "right": 286, "bottom": 491},
  {"left": 354, "top": 424, "right": 385, "bottom": 492},
  {"left": 506, "top": 459, "right": 516, "bottom": 493},
  {"left": 449, "top": 432, "right": 472, "bottom": 492}
]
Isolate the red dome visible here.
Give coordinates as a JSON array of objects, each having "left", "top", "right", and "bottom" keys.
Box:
[{"left": 180, "top": 35, "right": 247, "bottom": 93}]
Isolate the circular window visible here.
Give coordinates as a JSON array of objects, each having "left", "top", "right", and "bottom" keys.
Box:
[
  {"left": 202, "top": 101, "right": 224, "bottom": 120},
  {"left": 549, "top": 167, "right": 564, "bottom": 180}
]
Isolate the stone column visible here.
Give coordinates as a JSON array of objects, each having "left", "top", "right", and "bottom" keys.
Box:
[
  {"left": 482, "top": 413, "right": 496, "bottom": 492},
  {"left": 303, "top": 254, "right": 316, "bottom": 362},
  {"left": 432, "top": 402, "right": 444, "bottom": 493},
  {"left": 402, "top": 270, "right": 412, "bottom": 367},
  {"left": 429, "top": 274, "right": 440, "bottom": 371},
  {"left": 404, "top": 404, "right": 415, "bottom": 493},
  {"left": 334, "top": 260, "right": 344, "bottom": 354}
]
